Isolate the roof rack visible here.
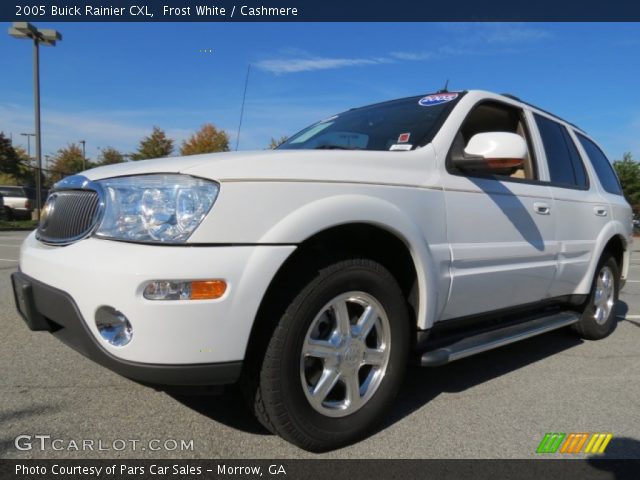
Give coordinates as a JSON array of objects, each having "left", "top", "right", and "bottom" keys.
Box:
[{"left": 499, "top": 92, "right": 584, "bottom": 133}]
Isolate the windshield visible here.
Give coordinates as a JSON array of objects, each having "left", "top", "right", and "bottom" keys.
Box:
[{"left": 279, "top": 92, "right": 464, "bottom": 152}]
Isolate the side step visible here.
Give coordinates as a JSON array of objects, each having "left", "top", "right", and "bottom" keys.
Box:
[{"left": 420, "top": 311, "right": 580, "bottom": 367}]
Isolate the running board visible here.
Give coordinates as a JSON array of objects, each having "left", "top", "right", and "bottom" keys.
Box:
[{"left": 420, "top": 311, "right": 580, "bottom": 367}]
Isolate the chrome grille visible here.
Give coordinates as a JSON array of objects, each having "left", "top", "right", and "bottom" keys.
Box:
[{"left": 37, "top": 189, "right": 101, "bottom": 244}]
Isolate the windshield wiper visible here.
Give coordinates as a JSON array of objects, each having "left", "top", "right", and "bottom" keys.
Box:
[{"left": 315, "top": 144, "right": 360, "bottom": 150}]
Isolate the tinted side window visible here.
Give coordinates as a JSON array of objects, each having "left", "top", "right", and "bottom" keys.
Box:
[
  {"left": 576, "top": 134, "right": 623, "bottom": 195},
  {"left": 0, "top": 187, "right": 20, "bottom": 196},
  {"left": 562, "top": 128, "right": 588, "bottom": 188},
  {"left": 534, "top": 114, "right": 588, "bottom": 188}
]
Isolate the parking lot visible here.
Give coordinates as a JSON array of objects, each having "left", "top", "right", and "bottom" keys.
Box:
[{"left": 1, "top": 230, "right": 639, "bottom": 459}]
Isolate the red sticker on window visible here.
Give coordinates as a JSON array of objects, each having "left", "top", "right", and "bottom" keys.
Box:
[{"left": 398, "top": 133, "right": 410, "bottom": 143}]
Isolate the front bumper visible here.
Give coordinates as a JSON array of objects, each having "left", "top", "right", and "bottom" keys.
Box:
[
  {"left": 16, "top": 232, "right": 295, "bottom": 383},
  {"left": 12, "top": 271, "right": 242, "bottom": 385}
]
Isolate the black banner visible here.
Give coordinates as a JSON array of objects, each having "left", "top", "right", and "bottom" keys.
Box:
[
  {"left": 1, "top": 459, "right": 639, "bottom": 480},
  {"left": 2, "top": 0, "right": 640, "bottom": 22}
]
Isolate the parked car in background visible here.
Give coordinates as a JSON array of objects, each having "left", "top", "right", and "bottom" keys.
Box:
[
  {"left": 0, "top": 192, "right": 4, "bottom": 219},
  {"left": 0, "top": 186, "right": 47, "bottom": 220},
  {"left": 12, "top": 90, "right": 632, "bottom": 451}
]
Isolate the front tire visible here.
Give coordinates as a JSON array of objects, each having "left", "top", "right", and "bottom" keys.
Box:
[
  {"left": 574, "top": 254, "right": 619, "bottom": 340},
  {"left": 246, "top": 258, "right": 410, "bottom": 452}
]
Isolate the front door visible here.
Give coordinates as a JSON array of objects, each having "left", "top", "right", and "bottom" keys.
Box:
[{"left": 439, "top": 101, "right": 558, "bottom": 320}]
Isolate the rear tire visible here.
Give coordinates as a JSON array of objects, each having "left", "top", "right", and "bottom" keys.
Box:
[
  {"left": 244, "top": 258, "right": 410, "bottom": 452},
  {"left": 573, "top": 254, "right": 619, "bottom": 340}
]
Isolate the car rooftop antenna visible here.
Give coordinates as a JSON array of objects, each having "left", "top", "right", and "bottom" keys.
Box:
[
  {"left": 235, "top": 64, "right": 251, "bottom": 151},
  {"left": 437, "top": 79, "right": 449, "bottom": 93}
]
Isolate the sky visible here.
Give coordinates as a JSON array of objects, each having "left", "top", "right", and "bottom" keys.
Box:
[{"left": 1, "top": 22, "right": 639, "bottom": 162}]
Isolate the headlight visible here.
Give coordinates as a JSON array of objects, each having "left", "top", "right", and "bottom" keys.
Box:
[{"left": 95, "top": 174, "right": 219, "bottom": 243}]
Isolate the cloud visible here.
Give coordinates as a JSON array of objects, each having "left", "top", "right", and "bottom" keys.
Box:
[
  {"left": 254, "top": 56, "right": 389, "bottom": 74},
  {"left": 257, "top": 23, "right": 552, "bottom": 76},
  {"left": 389, "top": 51, "right": 433, "bottom": 61},
  {"left": 0, "top": 103, "right": 227, "bottom": 158},
  {"left": 484, "top": 25, "right": 552, "bottom": 44},
  {"left": 0, "top": 98, "right": 337, "bottom": 156}
]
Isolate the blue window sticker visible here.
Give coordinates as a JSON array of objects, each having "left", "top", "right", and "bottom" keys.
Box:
[{"left": 418, "top": 92, "right": 459, "bottom": 107}]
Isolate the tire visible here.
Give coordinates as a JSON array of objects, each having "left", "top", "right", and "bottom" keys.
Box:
[
  {"left": 573, "top": 254, "right": 620, "bottom": 340},
  {"left": 244, "top": 258, "right": 410, "bottom": 452},
  {"left": 5, "top": 207, "right": 14, "bottom": 221}
]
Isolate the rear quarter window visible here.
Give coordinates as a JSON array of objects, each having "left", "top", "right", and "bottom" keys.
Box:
[
  {"left": 534, "top": 114, "right": 588, "bottom": 189},
  {"left": 576, "top": 134, "right": 623, "bottom": 195}
]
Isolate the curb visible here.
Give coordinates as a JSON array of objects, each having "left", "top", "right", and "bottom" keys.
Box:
[{"left": 0, "top": 227, "right": 36, "bottom": 232}]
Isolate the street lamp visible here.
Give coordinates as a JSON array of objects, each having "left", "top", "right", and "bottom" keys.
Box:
[
  {"left": 79, "top": 140, "right": 86, "bottom": 170},
  {"left": 9, "top": 22, "right": 62, "bottom": 219},
  {"left": 20, "top": 132, "right": 35, "bottom": 161}
]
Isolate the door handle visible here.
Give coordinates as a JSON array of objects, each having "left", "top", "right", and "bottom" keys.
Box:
[
  {"left": 534, "top": 202, "right": 550, "bottom": 215},
  {"left": 594, "top": 206, "right": 608, "bottom": 217}
]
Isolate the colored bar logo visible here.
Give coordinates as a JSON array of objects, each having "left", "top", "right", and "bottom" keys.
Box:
[{"left": 536, "top": 433, "right": 613, "bottom": 454}]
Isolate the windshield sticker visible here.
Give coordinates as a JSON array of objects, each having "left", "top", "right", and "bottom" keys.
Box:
[
  {"left": 418, "top": 93, "right": 459, "bottom": 107},
  {"left": 390, "top": 144, "right": 412, "bottom": 151},
  {"left": 398, "top": 133, "right": 411, "bottom": 143}
]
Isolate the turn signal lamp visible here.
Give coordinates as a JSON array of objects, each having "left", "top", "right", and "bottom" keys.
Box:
[{"left": 143, "top": 280, "right": 227, "bottom": 300}]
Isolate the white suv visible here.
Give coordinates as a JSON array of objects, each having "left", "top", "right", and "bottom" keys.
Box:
[{"left": 12, "top": 90, "right": 632, "bottom": 451}]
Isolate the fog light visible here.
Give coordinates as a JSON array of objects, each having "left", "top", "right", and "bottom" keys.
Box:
[
  {"left": 143, "top": 280, "right": 227, "bottom": 300},
  {"left": 95, "top": 306, "right": 133, "bottom": 347}
]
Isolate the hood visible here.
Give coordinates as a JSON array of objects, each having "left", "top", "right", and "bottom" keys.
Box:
[{"left": 83, "top": 148, "right": 435, "bottom": 187}]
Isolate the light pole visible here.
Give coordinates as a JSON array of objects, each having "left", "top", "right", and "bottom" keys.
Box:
[
  {"left": 20, "top": 132, "right": 35, "bottom": 162},
  {"left": 79, "top": 140, "right": 86, "bottom": 170},
  {"left": 9, "top": 22, "right": 62, "bottom": 219}
]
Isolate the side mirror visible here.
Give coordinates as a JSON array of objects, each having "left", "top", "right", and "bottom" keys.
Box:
[{"left": 452, "top": 132, "right": 527, "bottom": 173}]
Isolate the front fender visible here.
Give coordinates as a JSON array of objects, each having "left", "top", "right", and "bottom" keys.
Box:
[
  {"left": 190, "top": 181, "right": 449, "bottom": 329},
  {"left": 258, "top": 193, "right": 442, "bottom": 330}
]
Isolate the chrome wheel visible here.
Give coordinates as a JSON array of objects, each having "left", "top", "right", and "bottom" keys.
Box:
[
  {"left": 300, "top": 291, "right": 391, "bottom": 418},
  {"left": 593, "top": 265, "right": 615, "bottom": 325}
]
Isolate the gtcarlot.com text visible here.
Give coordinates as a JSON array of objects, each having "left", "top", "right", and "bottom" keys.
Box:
[{"left": 14, "top": 434, "right": 194, "bottom": 452}]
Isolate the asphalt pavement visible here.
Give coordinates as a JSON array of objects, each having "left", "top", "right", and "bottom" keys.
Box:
[{"left": 1, "top": 230, "right": 639, "bottom": 459}]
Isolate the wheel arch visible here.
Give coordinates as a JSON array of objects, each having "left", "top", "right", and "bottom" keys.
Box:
[
  {"left": 577, "top": 224, "right": 629, "bottom": 294},
  {"left": 242, "top": 195, "right": 442, "bottom": 364}
]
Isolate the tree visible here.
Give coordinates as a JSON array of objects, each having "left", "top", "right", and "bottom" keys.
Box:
[
  {"left": 268, "top": 136, "right": 288, "bottom": 149},
  {"left": 613, "top": 152, "right": 640, "bottom": 209},
  {"left": 49, "top": 144, "right": 86, "bottom": 183},
  {"left": 14, "top": 146, "right": 37, "bottom": 186},
  {"left": 0, "top": 132, "right": 19, "bottom": 177},
  {"left": 180, "top": 123, "right": 230, "bottom": 156},
  {"left": 97, "top": 147, "right": 125, "bottom": 165},
  {"left": 130, "top": 127, "right": 174, "bottom": 160}
]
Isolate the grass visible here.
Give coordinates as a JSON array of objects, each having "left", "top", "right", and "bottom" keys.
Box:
[{"left": 0, "top": 218, "right": 38, "bottom": 229}]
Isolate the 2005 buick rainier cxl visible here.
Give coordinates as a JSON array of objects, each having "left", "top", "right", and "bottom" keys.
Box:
[{"left": 13, "top": 90, "right": 632, "bottom": 451}]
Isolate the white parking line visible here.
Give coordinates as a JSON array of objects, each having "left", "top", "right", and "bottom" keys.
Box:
[
  {"left": 617, "top": 314, "right": 640, "bottom": 319},
  {"left": 0, "top": 244, "right": 20, "bottom": 247},
  {"left": 0, "top": 258, "right": 18, "bottom": 262}
]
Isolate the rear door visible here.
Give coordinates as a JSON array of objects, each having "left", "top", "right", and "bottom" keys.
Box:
[
  {"left": 532, "top": 113, "right": 608, "bottom": 296},
  {"left": 573, "top": 131, "right": 629, "bottom": 225}
]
